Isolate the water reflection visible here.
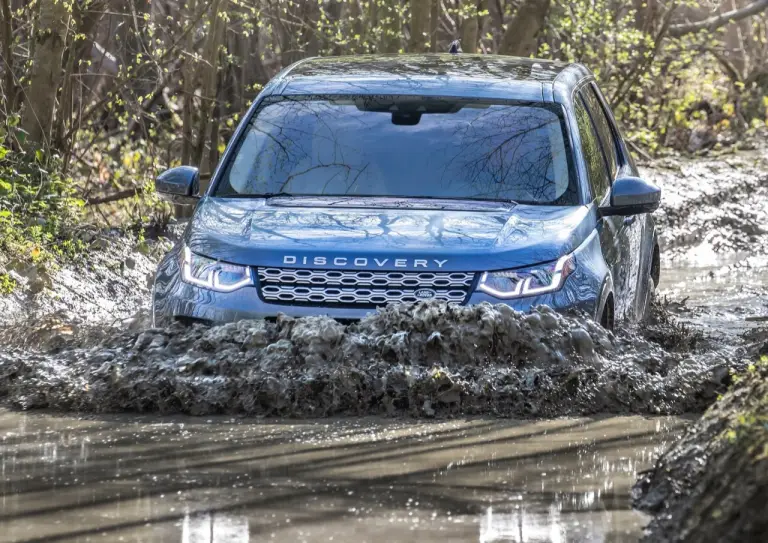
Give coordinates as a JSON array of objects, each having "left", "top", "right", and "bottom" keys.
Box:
[
  {"left": 479, "top": 503, "right": 646, "bottom": 543},
  {"left": 0, "top": 413, "right": 686, "bottom": 542},
  {"left": 660, "top": 254, "right": 768, "bottom": 337},
  {"left": 182, "top": 511, "right": 249, "bottom": 543},
  {"left": 480, "top": 505, "right": 565, "bottom": 543}
]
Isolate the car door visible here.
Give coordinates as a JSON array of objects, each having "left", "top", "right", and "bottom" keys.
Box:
[
  {"left": 582, "top": 83, "right": 645, "bottom": 320},
  {"left": 572, "top": 88, "right": 632, "bottom": 319}
]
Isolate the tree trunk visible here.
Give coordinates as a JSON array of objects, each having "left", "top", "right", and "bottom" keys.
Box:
[
  {"left": 380, "top": 1, "right": 401, "bottom": 53},
  {"left": 56, "top": 0, "right": 107, "bottom": 155},
  {"left": 429, "top": 0, "right": 440, "bottom": 51},
  {"left": 349, "top": 0, "right": 365, "bottom": 53},
  {"left": 181, "top": 0, "right": 197, "bottom": 166},
  {"left": 633, "top": 0, "right": 660, "bottom": 33},
  {"left": 487, "top": 0, "right": 504, "bottom": 48},
  {"left": 192, "top": 0, "right": 227, "bottom": 169},
  {"left": 409, "top": 0, "right": 430, "bottom": 52},
  {"left": 21, "top": 0, "right": 70, "bottom": 148},
  {"left": 499, "top": 0, "right": 551, "bottom": 57},
  {"left": 460, "top": 0, "right": 480, "bottom": 53},
  {"left": 1, "top": 0, "right": 14, "bottom": 111},
  {"left": 301, "top": 0, "right": 321, "bottom": 58}
]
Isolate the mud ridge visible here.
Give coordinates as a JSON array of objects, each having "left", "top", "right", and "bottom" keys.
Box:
[
  {"left": 633, "top": 356, "right": 768, "bottom": 542},
  {"left": 643, "top": 151, "right": 768, "bottom": 260},
  {"left": 0, "top": 302, "right": 751, "bottom": 418}
]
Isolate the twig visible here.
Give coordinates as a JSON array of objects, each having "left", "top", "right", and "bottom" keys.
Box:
[{"left": 85, "top": 188, "right": 143, "bottom": 206}]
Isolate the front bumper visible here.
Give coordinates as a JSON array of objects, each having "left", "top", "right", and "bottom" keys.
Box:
[{"left": 152, "top": 247, "right": 602, "bottom": 325}]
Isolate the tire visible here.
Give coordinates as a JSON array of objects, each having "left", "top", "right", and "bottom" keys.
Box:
[{"left": 600, "top": 294, "right": 615, "bottom": 330}]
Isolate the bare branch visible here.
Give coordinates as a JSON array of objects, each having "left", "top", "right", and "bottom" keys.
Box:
[
  {"left": 85, "top": 188, "right": 143, "bottom": 206},
  {"left": 668, "top": 0, "right": 768, "bottom": 38}
]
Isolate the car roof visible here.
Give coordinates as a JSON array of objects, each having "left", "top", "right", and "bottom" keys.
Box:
[{"left": 269, "top": 54, "right": 591, "bottom": 102}]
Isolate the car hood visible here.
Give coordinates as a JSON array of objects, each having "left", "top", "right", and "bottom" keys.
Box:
[{"left": 186, "top": 197, "right": 595, "bottom": 272}]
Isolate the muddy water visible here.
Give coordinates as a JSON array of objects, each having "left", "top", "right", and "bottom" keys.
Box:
[
  {"left": 0, "top": 410, "right": 686, "bottom": 542},
  {"left": 659, "top": 255, "right": 768, "bottom": 338}
]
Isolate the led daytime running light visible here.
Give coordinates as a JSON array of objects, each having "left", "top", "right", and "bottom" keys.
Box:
[
  {"left": 181, "top": 246, "right": 253, "bottom": 292},
  {"left": 478, "top": 254, "right": 574, "bottom": 299}
]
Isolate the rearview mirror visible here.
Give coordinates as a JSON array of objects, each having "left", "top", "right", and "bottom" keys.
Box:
[
  {"left": 600, "top": 176, "right": 660, "bottom": 217},
  {"left": 156, "top": 166, "right": 200, "bottom": 204}
]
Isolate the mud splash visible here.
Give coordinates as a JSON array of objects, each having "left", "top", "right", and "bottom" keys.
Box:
[{"left": 0, "top": 302, "right": 752, "bottom": 418}]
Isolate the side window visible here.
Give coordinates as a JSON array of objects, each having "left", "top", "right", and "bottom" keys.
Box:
[
  {"left": 583, "top": 85, "right": 620, "bottom": 179},
  {"left": 574, "top": 95, "right": 611, "bottom": 203}
]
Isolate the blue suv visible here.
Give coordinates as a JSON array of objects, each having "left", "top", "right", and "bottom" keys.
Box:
[{"left": 152, "top": 55, "right": 661, "bottom": 329}]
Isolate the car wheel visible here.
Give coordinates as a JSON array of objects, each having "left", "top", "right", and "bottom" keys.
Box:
[{"left": 600, "top": 294, "right": 615, "bottom": 330}]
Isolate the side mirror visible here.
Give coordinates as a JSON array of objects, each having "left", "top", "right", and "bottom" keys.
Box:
[
  {"left": 156, "top": 166, "right": 200, "bottom": 203},
  {"left": 600, "top": 176, "right": 661, "bottom": 217}
]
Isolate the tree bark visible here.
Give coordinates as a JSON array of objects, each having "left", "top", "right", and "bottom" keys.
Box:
[
  {"left": 460, "top": 0, "right": 480, "bottom": 53},
  {"left": 181, "top": 0, "right": 197, "bottom": 166},
  {"left": 409, "top": 0, "right": 430, "bottom": 52},
  {"left": 380, "top": 1, "right": 401, "bottom": 53},
  {"left": 349, "top": 0, "right": 365, "bottom": 53},
  {"left": 21, "top": 0, "right": 70, "bottom": 147},
  {"left": 429, "top": 0, "right": 440, "bottom": 51},
  {"left": 499, "top": 0, "right": 551, "bottom": 57},
  {"left": 1, "top": 0, "right": 14, "bottom": 111},
  {"left": 633, "top": 0, "right": 660, "bottom": 33},
  {"left": 192, "top": 0, "right": 227, "bottom": 169},
  {"left": 668, "top": 0, "right": 768, "bottom": 38}
]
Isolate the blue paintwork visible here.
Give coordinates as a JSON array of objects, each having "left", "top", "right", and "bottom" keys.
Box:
[
  {"left": 152, "top": 54, "right": 660, "bottom": 327},
  {"left": 185, "top": 197, "right": 595, "bottom": 272},
  {"left": 608, "top": 176, "right": 662, "bottom": 210}
]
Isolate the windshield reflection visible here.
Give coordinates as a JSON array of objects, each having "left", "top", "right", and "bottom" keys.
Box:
[{"left": 216, "top": 95, "right": 578, "bottom": 206}]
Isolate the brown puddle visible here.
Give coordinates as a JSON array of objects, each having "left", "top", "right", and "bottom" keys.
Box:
[
  {"left": 659, "top": 256, "right": 768, "bottom": 338},
  {"left": 0, "top": 411, "right": 687, "bottom": 542}
]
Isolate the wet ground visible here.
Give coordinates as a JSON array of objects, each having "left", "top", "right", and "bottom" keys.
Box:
[
  {"left": 0, "top": 149, "right": 767, "bottom": 541},
  {"left": 0, "top": 411, "right": 686, "bottom": 543},
  {"left": 659, "top": 255, "right": 768, "bottom": 339}
]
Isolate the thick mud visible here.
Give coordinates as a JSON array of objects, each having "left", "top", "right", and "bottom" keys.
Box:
[
  {"left": 0, "top": 301, "right": 755, "bottom": 418},
  {"left": 643, "top": 149, "right": 768, "bottom": 263},
  {"left": 633, "top": 360, "right": 768, "bottom": 542},
  {"left": 0, "top": 230, "right": 165, "bottom": 329}
]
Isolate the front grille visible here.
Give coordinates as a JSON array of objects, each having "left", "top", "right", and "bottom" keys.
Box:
[{"left": 257, "top": 268, "right": 475, "bottom": 306}]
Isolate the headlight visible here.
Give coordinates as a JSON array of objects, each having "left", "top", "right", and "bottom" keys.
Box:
[
  {"left": 181, "top": 246, "right": 253, "bottom": 292},
  {"left": 477, "top": 254, "right": 576, "bottom": 299}
]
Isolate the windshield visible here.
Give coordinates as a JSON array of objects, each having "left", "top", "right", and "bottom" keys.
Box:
[{"left": 214, "top": 95, "right": 578, "bottom": 205}]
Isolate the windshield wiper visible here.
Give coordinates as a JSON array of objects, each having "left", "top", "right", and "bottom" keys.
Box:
[
  {"left": 261, "top": 192, "right": 296, "bottom": 198},
  {"left": 222, "top": 193, "right": 538, "bottom": 205},
  {"left": 224, "top": 192, "right": 297, "bottom": 199}
]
